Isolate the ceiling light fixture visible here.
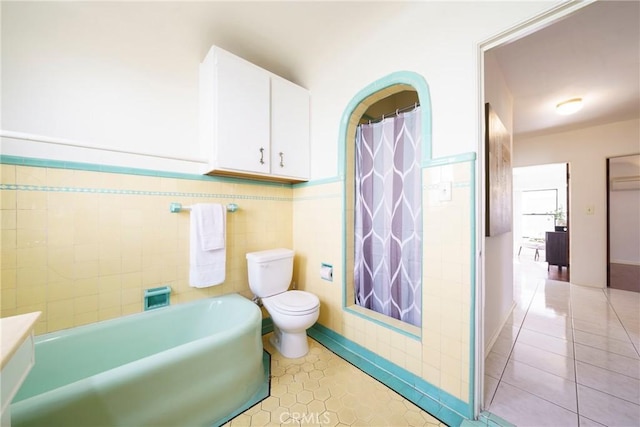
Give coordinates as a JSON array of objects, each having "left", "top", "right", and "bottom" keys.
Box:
[{"left": 556, "top": 98, "right": 583, "bottom": 115}]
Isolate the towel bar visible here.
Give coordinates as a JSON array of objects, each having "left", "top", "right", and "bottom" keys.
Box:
[{"left": 170, "top": 202, "right": 238, "bottom": 213}]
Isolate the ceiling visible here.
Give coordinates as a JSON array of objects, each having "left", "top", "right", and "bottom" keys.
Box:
[{"left": 490, "top": 0, "right": 640, "bottom": 138}]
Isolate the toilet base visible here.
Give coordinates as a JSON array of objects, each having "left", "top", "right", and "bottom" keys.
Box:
[{"left": 270, "top": 326, "right": 310, "bottom": 358}]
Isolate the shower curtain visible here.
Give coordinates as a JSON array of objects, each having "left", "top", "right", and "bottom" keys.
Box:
[{"left": 354, "top": 107, "right": 422, "bottom": 327}]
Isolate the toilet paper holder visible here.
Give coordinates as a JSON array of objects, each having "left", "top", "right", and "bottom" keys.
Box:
[{"left": 320, "top": 263, "right": 333, "bottom": 282}]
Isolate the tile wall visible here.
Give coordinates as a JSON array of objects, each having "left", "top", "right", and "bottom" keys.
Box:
[
  {"left": 293, "top": 160, "right": 474, "bottom": 404},
  {"left": 292, "top": 181, "right": 343, "bottom": 332},
  {"left": 422, "top": 162, "right": 474, "bottom": 403},
  {"left": 0, "top": 163, "right": 293, "bottom": 334},
  {"left": 1, "top": 157, "right": 475, "bottom": 413}
]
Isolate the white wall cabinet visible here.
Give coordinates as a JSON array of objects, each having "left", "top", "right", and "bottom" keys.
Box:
[
  {"left": 270, "top": 76, "right": 310, "bottom": 181},
  {"left": 200, "top": 46, "right": 309, "bottom": 182}
]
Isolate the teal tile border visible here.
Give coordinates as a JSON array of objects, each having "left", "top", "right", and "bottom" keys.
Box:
[
  {"left": 211, "top": 350, "right": 271, "bottom": 427},
  {"left": 343, "top": 306, "right": 420, "bottom": 341},
  {"left": 478, "top": 411, "right": 516, "bottom": 427},
  {"left": 0, "top": 183, "right": 291, "bottom": 203},
  {"left": 338, "top": 71, "right": 430, "bottom": 339},
  {"left": 308, "top": 323, "right": 471, "bottom": 427},
  {"left": 261, "top": 317, "right": 274, "bottom": 335},
  {"left": 337, "top": 70, "right": 433, "bottom": 173},
  {"left": 0, "top": 155, "right": 293, "bottom": 188}
]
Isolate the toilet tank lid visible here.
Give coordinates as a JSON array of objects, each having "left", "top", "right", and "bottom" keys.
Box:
[{"left": 246, "top": 248, "right": 294, "bottom": 262}]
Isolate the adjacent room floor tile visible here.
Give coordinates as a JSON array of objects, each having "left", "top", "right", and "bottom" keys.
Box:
[
  {"left": 509, "top": 341, "right": 575, "bottom": 380},
  {"left": 484, "top": 260, "right": 640, "bottom": 427},
  {"left": 576, "top": 361, "right": 640, "bottom": 405},
  {"left": 521, "top": 313, "right": 573, "bottom": 341},
  {"left": 575, "top": 343, "right": 640, "bottom": 380},
  {"left": 485, "top": 351, "right": 508, "bottom": 379},
  {"left": 573, "top": 319, "right": 629, "bottom": 342},
  {"left": 573, "top": 329, "right": 639, "bottom": 359},
  {"left": 489, "top": 382, "right": 578, "bottom": 427},
  {"left": 517, "top": 328, "right": 574, "bottom": 358},
  {"left": 577, "top": 384, "right": 640, "bottom": 427},
  {"left": 578, "top": 415, "right": 606, "bottom": 427},
  {"left": 501, "top": 360, "right": 577, "bottom": 412}
]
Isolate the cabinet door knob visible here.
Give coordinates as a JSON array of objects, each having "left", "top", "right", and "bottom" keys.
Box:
[
  {"left": 279, "top": 152, "right": 285, "bottom": 168},
  {"left": 259, "top": 147, "right": 265, "bottom": 165}
]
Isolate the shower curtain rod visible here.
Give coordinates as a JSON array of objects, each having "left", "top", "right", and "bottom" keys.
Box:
[{"left": 364, "top": 102, "right": 420, "bottom": 124}]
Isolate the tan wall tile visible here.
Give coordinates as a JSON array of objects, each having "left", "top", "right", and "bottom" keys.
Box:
[
  {"left": 1, "top": 165, "right": 293, "bottom": 336},
  {"left": 1, "top": 191, "right": 17, "bottom": 210}
]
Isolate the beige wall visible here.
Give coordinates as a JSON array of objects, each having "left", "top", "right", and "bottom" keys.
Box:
[
  {"left": 514, "top": 118, "right": 640, "bottom": 287},
  {"left": 306, "top": 2, "right": 554, "bottom": 179},
  {"left": 0, "top": 164, "right": 292, "bottom": 334}
]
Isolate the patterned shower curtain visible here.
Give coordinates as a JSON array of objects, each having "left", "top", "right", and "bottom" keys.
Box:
[{"left": 354, "top": 107, "right": 422, "bottom": 327}]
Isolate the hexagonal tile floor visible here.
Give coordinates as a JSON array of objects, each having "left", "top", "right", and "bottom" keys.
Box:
[{"left": 225, "top": 333, "right": 445, "bottom": 426}]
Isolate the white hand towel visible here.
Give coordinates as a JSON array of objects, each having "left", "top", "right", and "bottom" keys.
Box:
[
  {"left": 197, "top": 204, "right": 225, "bottom": 250},
  {"left": 189, "top": 204, "right": 226, "bottom": 288}
]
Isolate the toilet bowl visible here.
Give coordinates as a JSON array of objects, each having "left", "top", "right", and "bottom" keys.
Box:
[
  {"left": 246, "top": 249, "right": 320, "bottom": 358},
  {"left": 262, "top": 290, "right": 319, "bottom": 358}
]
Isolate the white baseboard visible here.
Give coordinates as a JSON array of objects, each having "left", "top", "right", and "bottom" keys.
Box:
[
  {"left": 484, "top": 300, "right": 517, "bottom": 358},
  {"left": 610, "top": 259, "right": 640, "bottom": 267}
]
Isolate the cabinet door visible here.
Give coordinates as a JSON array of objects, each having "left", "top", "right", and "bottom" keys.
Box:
[
  {"left": 270, "top": 76, "right": 310, "bottom": 180},
  {"left": 214, "top": 49, "right": 270, "bottom": 174}
]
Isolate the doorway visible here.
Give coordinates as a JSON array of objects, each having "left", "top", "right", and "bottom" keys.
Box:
[
  {"left": 513, "top": 163, "right": 570, "bottom": 282},
  {"left": 476, "top": 0, "right": 596, "bottom": 417},
  {"left": 607, "top": 154, "right": 640, "bottom": 292}
]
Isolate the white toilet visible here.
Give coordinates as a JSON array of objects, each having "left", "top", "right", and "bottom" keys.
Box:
[{"left": 246, "top": 248, "right": 320, "bottom": 358}]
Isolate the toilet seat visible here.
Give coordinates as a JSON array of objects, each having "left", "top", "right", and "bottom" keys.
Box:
[{"left": 266, "top": 290, "right": 319, "bottom": 316}]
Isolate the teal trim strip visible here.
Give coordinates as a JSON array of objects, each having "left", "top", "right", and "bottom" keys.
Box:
[
  {"left": 423, "top": 152, "right": 477, "bottom": 168},
  {"left": 479, "top": 411, "right": 516, "bottom": 427},
  {"left": 339, "top": 71, "right": 431, "bottom": 335},
  {"left": 337, "top": 71, "right": 433, "bottom": 177},
  {"left": 211, "top": 351, "right": 270, "bottom": 427},
  {"left": 309, "top": 323, "right": 468, "bottom": 427},
  {"left": 261, "top": 317, "right": 274, "bottom": 335},
  {"left": 343, "top": 307, "right": 420, "bottom": 340},
  {"left": 0, "top": 155, "right": 293, "bottom": 188}
]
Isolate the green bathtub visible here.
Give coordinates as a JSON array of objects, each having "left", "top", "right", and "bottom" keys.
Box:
[{"left": 11, "top": 293, "right": 264, "bottom": 427}]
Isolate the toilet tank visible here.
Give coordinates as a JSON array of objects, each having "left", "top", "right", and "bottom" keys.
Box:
[{"left": 246, "top": 248, "right": 294, "bottom": 297}]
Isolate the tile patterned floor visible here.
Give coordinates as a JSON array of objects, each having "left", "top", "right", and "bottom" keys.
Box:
[
  {"left": 226, "top": 334, "right": 445, "bottom": 427},
  {"left": 485, "top": 260, "right": 640, "bottom": 427}
]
